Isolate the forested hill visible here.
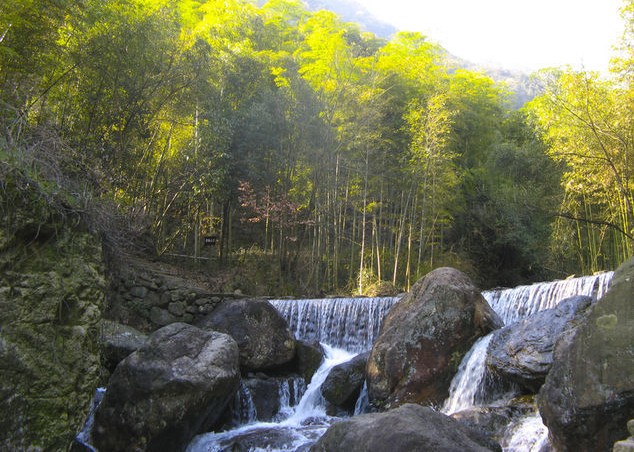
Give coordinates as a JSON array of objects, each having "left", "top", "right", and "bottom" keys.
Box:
[
  {"left": 1, "top": 0, "right": 632, "bottom": 296},
  {"left": 302, "top": 0, "right": 397, "bottom": 38}
]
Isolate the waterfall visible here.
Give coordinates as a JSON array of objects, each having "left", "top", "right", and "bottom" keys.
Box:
[
  {"left": 231, "top": 381, "right": 258, "bottom": 425},
  {"left": 501, "top": 411, "right": 550, "bottom": 452},
  {"left": 187, "top": 345, "right": 356, "bottom": 452},
  {"left": 442, "top": 334, "right": 494, "bottom": 415},
  {"left": 483, "top": 271, "right": 613, "bottom": 325},
  {"left": 270, "top": 297, "right": 399, "bottom": 353},
  {"left": 283, "top": 344, "right": 356, "bottom": 425},
  {"left": 353, "top": 381, "right": 369, "bottom": 415},
  {"left": 445, "top": 273, "right": 614, "bottom": 414},
  {"left": 185, "top": 272, "right": 615, "bottom": 451},
  {"left": 274, "top": 378, "right": 307, "bottom": 421},
  {"left": 441, "top": 272, "right": 615, "bottom": 450}
]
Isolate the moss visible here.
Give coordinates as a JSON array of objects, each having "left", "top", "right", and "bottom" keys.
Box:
[{"left": 0, "top": 178, "right": 106, "bottom": 450}]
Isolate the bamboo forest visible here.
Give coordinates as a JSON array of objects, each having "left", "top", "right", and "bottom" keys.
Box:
[{"left": 2, "top": 0, "right": 633, "bottom": 295}]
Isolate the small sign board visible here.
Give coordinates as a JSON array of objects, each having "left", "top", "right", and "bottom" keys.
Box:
[{"left": 204, "top": 235, "right": 218, "bottom": 246}]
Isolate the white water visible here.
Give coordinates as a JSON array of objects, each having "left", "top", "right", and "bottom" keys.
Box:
[
  {"left": 353, "top": 381, "right": 369, "bottom": 415},
  {"left": 442, "top": 334, "right": 494, "bottom": 415},
  {"left": 444, "top": 272, "right": 614, "bottom": 450},
  {"left": 76, "top": 273, "right": 614, "bottom": 451},
  {"left": 502, "top": 411, "right": 550, "bottom": 452},
  {"left": 231, "top": 382, "right": 258, "bottom": 425},
  {"left": 274, "top": 378, "right": 306, "bottom": 422},
  {"left": 483, "top": 272, "right": 613, "bottom": 325},
  {"left": 187, "top": 344, "right": 356, "bottom": 452},
  {"left": 270, "top": 297, "right": 399, "bottom": 353}
]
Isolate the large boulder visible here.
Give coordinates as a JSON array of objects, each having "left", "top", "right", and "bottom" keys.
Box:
[
  {"left": 538, "top": 259, "right": 634, "bottom": 451},
  {"left": 310, "top": 403, "right": 501, "bottom": 451},
  {"left": 367, "top": 267, "right": 502, "bottom": 408},
  {"left": 486, "top": 295, "right": 592, "bottom": 392},
  {"left": 100, "top": 320, "right": 148, "bottom": 373},
  {"left": 196, "top": 298, "right": 296, "bottom": 371},
  {"left": 321, "top": 352, "right": 369, "bottom": 412},
  {"left": 92, "top": 322, "right": 240, "bottom": 452}
]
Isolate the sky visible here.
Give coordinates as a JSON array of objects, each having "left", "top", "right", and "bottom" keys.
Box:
[{"left": 355, "top": 0, "right": 624, "bottom": 73}]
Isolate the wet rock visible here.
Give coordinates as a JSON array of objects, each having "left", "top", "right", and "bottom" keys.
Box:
[
  {"left": 486, "top": 295, "right": 592, "bottom": 393},
  {"left": 451, "top": 400, "right": 537, "bottom": 446},
  {"left": 243, "top": 378, "right": 282, "bottom": 422},
  {"left": 294, "top": 341, "right": 324, "bottom": 384},
  {"left": 321, "top": 352, "right": 368, "bottom": 412},
  {"left": 93, "top": 323, "right": 240, "bottom": 452},
  {"left": 196, "top": 298, "right": 296, "bottom": 371},
  {"left": 367, "top": 267, "right": 502, "bottom": 408},
  {"left": 310, "top": 403, "right": 501, "bottom": 451},
  {"left": 538, "top": 258, "right": 634, "bottom": 451}
]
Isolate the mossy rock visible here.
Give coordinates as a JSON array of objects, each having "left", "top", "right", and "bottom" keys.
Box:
[{"left": 0, "top": 193, "right": 106, "bottom": 449}]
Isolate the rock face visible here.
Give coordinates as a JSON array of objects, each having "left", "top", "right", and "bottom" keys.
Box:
[
  {"left": 92, "top": 322, "right": 240, "bottom": 452},
  {"left": 196, "top": 298, "right": 296, "bottom": 371},
  {"left": 538, "top": 258, "right": 634, "bottom": 452},
  {"left": 321, "top": 352, "right": 369, "bottom": 412},
  {"left": 310, "top": 403, "right": 501, "bottom": 452},
  {"left": 0, "top": 184, "right": 106, "bottom": 450},
  {"left": 100, "top": 320, "right": 147, "bottom": 373},
  {"left": 367, "top": 267, "right": 502, "bottom": 408},
  {"left": 486, "top": 295, "right": 592, "bottom": 392}
]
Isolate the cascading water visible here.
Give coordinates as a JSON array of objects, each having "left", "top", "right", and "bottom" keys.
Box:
[
  {"left": 442, "top": 334, "right": 495, "bottom": 415},
  {"left": 187, "top": 345, "right": 356, "bottom": 451},
  {"left": 442, "top": 271, "right": 614, "bottom": 449},
  {"left": 483, "top": 272, "right": 613, "bottom": 325},
  {"left": 79, "top": 273, "right": 616, "bottom": 451},
  {"left": 270, "top": 297, "right": 399, "bottom": 353},
  {"left": 187, "top": 297, "right": 398, "bottom": 451},
  {"left": 501, "top": 411, "right": 550, "bottom": 452}
]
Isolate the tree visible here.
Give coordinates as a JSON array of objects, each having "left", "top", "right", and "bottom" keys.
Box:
[{"left": 527, "top": 69, "right": 633, "bottom": 273}]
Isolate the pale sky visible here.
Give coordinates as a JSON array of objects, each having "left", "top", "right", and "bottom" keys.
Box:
[{"left": 356, "top": 0, "right": 624, "bottom": 73}]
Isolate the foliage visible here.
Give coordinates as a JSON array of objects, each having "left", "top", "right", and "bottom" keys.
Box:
[{"left": 2, "top": 0, "right": 629, "bottom": 295}]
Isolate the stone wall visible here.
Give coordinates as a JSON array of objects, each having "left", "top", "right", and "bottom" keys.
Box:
[{"left": 106, "top": 257, "right": 244, "bottom": 332}]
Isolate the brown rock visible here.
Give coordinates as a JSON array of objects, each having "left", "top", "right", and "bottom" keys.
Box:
[{"left": 367, "top": 267, "right": 502, "bottom": 408}]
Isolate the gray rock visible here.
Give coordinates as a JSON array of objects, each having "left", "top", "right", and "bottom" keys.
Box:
[
  {"left": 129, "top": 285, "right": 149, "bottom": 299},
  {"left": 168, "top": 300, "right": 186, "bottom": 316},
  {"left": 538, "top": 259, "right": 634, "bottom": 451},
  {"left": 310, "top": 403, "right": 501, "bottom": 451},
  {"left": 93, "top": 323, "right": 240, "bottom": 452},
  {"left": 486, "top": 295, "right": 592, "bottom": 392},
  {"left": 367, "top": 267, "right": 502, "bottom": 408},
  {"left": 293, "top": 340, "right": 324, "bottom": 384},
  {"left": 321, "top": 352, "right": 368, "bottom": 412},
  {"left": 149, "top": 306, "right": 176, "bottom": 326},
  {"left": 100, "top": 320, "right": 147, "bottom": 372},
  {"left": 196, "top": 298, "right": 296, "bottom": 371}
]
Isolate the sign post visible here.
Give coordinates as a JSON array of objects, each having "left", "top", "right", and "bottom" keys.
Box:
[{"left": 204, "top": 235, "right": 218, "bottom": 247}]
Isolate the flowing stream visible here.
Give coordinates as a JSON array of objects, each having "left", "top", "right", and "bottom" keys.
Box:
[
  {"left": 186, "top": 272, "right": 614, "bottom": 451},
  {"left": 187, "top": 296, "right": 399, "bottom": 451},
  {"left": 441, "top": 271, "right": 614, "bottom": 448},
  {"left": 81, "top": 273, "right": 615, "bottom": 451},
  {"left": 187, "top": 344, "right": 356, "bottom": 451}
]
